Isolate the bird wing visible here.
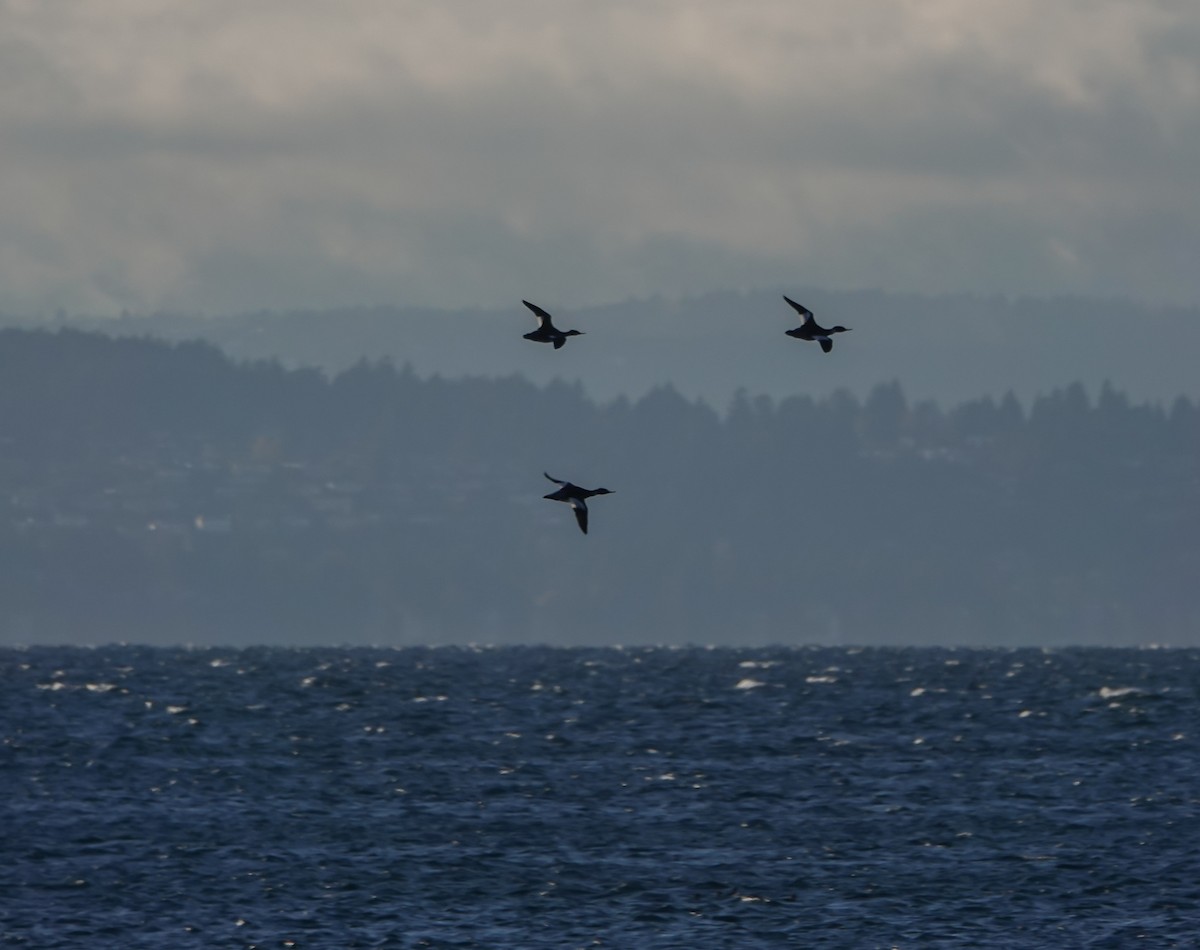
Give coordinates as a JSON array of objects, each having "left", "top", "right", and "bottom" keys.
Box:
[
  {"left": 819, "top": 337, "right": 833, "bottom": 353},
  {"left": 523, "top": 300, "right": 553, "bottom": 324},
  {"left": 544, "top": 472, "right": 566, "bottom": 486},
  {"left": 782, "top": 296, "right": 814, "bottom": 321},
  {"left": 569, "top": 498, "right": 589, "bottom": 534}
]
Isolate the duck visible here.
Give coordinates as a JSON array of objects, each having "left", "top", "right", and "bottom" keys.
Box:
[
  {"left": 543, "top": 472, "right": 613, "bottom": 535},
  {"left": 522, "top": 300, "right": 584, "bottom": 349},
  {"left": 782, "top": 296, "right": 850, "bottom": 353}
]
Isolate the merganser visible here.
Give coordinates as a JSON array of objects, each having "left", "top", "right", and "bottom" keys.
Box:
[
  {"left": 522, "top": 301, "right": 584, "bottom": 349},
  {"left": 782, "top": 296, "right": 850, "bottom": 353},
  {"left": 543, "top": 472, "right": 613, "bottom": 535}
]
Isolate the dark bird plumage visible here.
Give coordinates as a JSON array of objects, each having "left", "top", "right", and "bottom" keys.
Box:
[
  {"left": 543, "top": 472, "right": 613, "bottom": 535},
  {"left": 782, "top": 296, "right": 851, "bottom": 353},
  {"left": 522, "top": 300, "right": 585, "bottom": 349}
]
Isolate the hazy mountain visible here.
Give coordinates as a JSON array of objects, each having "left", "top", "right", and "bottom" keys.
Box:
[{"left": 2, "top": 327, "right": 1195, "bottom": 647}]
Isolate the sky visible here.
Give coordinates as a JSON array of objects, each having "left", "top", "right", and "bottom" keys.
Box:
[{"left": 2, "top": 0, "right": 1198, "bottom": 317}]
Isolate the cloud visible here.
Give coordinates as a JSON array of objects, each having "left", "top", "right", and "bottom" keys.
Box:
[{"left": 1, "top": 0, "right": 1197, "bottom": 314}]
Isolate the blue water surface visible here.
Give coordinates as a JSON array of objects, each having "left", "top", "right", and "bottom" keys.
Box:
[{"left": 2, "top": 645, "right": 1198, "bottom": 948}]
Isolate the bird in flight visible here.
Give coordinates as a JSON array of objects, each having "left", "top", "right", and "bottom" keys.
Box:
[
  {"left": 782, "top": 296, "right": 851, "bottom": 353},
  {"left": 522, "top": 300, "right": 585, "bottom": 349},
  {"left": 543, "top": 472, "right": 614, "bottom": 535}
]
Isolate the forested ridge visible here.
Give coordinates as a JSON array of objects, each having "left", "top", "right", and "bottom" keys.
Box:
[
  {"left": 39, "top": 290, "right": 1200, "bottom": 409},
  {"left": 1, "top": 327, "right": 1196, "bottom": 645}
]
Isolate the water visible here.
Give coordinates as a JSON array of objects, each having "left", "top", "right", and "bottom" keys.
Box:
[{"left": 3, "top": 645, "right": 1198, "bottom": 948}]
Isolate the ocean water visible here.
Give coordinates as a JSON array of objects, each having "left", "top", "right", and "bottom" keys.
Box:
[{"left": 2, "top": 645, "right": 1198, "bottom": 949}]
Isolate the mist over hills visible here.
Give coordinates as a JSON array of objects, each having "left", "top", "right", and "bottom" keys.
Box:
[
  {"left": 27, "top": 288, "right": 1200, "bottom": 409},
  {"left": 1, "top": 326, "right": 1195, "bottom": 647}
]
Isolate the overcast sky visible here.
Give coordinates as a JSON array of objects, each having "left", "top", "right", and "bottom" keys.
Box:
[{"left": 2, "top": 0, "right": 1198, "bottom": 316}]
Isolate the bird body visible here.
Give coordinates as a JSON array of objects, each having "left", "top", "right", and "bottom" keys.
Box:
[
  {"left": 543, "top": 472, "right": 613, "bottom": 534},
  {"left": 522, "top": 300, "right": 584, "bottom": 349},
  {"left": 782, "top": 296, "right": 850, "bottom": 353}
]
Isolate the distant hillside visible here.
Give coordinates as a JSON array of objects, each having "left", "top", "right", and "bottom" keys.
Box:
[
  {"left": 26, "top": 288, "right": 1200, "bottom": 408},
  {"left": 0, "top": 326, "right": 1196, "bottom": 647}
]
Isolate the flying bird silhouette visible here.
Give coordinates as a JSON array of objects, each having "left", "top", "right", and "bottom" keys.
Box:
[
  {"left": 522, "top": 301, "right": 584, "bottom": 349},
  {"left": 543, "top": 472, "right": 613, "bottom": 535},
  {"left": 782, "top": 296, "right": 851, "bottom": 353}
]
